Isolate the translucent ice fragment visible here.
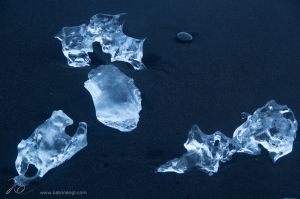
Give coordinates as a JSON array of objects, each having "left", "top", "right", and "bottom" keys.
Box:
[
  {"left": 13, "top": 110, "right": 87, "bottom": 187},
  {"left": 84, "top": 64, "right": 142, "bottom": 132},
  {"left": 158, "top": 100, "right": 298, "bottom": 175},
  {"left": 157, "top": 125, "right": 235, "bottom": 175},
  {"left": 55, "top": 24, "right": 94, "bottom": 67},
  {"left": 233, "top": 100, "right": 298, "bottom": 162},
  {"left": 55, "top": 13, "right": 145, "bottom": 70}
]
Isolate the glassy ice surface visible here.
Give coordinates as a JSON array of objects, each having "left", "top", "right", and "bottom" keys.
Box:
[
  {"left": 233, "top": 100, "right": 298, "bottom": 162},
  {"left": 157, "top": 100, "right": 298, "bottom": 175},
  {"left": 157, "top": 125, "right": 236, "bottom": 175},
  {"left": 13, "top": 110, "right": 87, "bottom": 187},
  {"left": 55, "top": 13, "right": 145, "bottom": 70},
  {"left": 84, "top": 64, "right": 142, "bottom": 132}
]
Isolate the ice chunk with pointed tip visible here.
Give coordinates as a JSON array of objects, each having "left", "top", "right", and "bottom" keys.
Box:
[
  {"left": 84, "top": 64, "right": 142, "bottom": 132},
  {"left": 13, "top": 110, "right": 87, "bottom": 187},
  {"left": 157, "top": 125, "right": 235, "bottom": 175},
  {"left": 55, "top": 13, "right": 145, "bottom": 70},
  {"left": 157, "top": 100, "right": 298, "bottom": 175},
  {"left": 233, "top": 100, "right": 298, "bottom": 162}
]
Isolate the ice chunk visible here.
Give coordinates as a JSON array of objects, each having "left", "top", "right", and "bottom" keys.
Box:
[
  {"left": 233, "top": 100, "right": 298, "bottom": 162},
  {"left": 157, "top": 125, "right": 235, "bottom": 175},
  {"left": 157, "top": 100, "right": 298, "bottom": 175},
  {"left": 55, "top": 24, "right": 94, "bottom": 67},
  {"left": 55, "top": 13, "right": 145, "bottom": 70},
  {"left": 13, "top": 110, "right": 87, "bottom": 187},
  {"left": 84, "top": 64, "right": 142, "bottom": 132}
]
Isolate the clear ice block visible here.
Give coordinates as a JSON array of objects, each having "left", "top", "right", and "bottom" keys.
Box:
[
  {"left": 157, "top": 125, "right": 235, "bottom": 175},
  {"left": 13, "top": 110, "right": 87, "bottom": 187},
  {"left": 55, "top": 13, "right": 145, "bottom": 70},
  {"left": 84, "top": 64, "right": 142, "bottom": 132},
  {"left": 157, "top": 100, "right": 298, "bottom": 175},
  {"left": 233, "top": 100, "right": 298, "bottom": 162}
]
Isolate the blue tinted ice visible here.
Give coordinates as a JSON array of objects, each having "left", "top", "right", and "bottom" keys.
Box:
[
  {"left": 233, "top": 100, "right": 298, "bottom": 162},
  {"left": 84, "top": 64, "right": 142, "bottom": 132},
  {"left": 13, "top": 110, "right": 87, "bottom": 187},
  {"left": 55, "top": 13, "right": 145, "bottom": 70},
  {"left": 157, "top": 100, "right": 298, "bottom": 175},
  {"left": 157, "top": 125, "right": 235, "bottom": 175}
]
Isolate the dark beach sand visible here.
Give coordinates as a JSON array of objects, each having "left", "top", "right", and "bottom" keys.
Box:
[{"left": 0, "top": 0, "right": 300, "bottom": 198}]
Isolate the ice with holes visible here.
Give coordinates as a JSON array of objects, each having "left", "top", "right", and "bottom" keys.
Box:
[
  {"left": 157, "top": 100, "right": 298, "bottom": 175},
  {"left": 84, "top": 64, "right": 142, "bottom": 132},
  {"left": 55, "top": 13, "right": 145, "bottom": 70},
  {"left": 233, "top": 100, "right": 298, "bottom": 162},
  {"left": 13, "top": 110, "right": 87, "bottom": 187}
]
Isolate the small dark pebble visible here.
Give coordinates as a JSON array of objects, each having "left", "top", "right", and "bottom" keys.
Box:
[{"left": 176, "top": 32, "right": 193, "bottom": 43}]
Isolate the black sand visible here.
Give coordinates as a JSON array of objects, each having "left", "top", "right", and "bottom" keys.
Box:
[{"left": 1, "top": 0, "right": 300, "bottom": 198}]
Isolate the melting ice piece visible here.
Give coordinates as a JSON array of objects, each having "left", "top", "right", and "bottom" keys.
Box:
[
  {"left": 13, "top": 110, "right": 87, "bottom": 187},
  {"left": 157, "top": 125, "right": 235, "bottom": 175},
  {"left": 84, "top": 64, "right": 142, "bottom": 132},
  {"left": 233, "top": 100, "right": 298, "bottom": 162},
  {"left": 55, "top": 13, "right": 145, "bottom": 70},
  {"left": 157, "top": 100, "right": 298, "bottom": 175},
  {"left": 55, "top": 24, "right": 94, "bottom": 67}
]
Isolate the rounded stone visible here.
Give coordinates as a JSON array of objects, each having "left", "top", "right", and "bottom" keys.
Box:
[{"left": 176, "top": 32, "right": 193, "bottom": 43}]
